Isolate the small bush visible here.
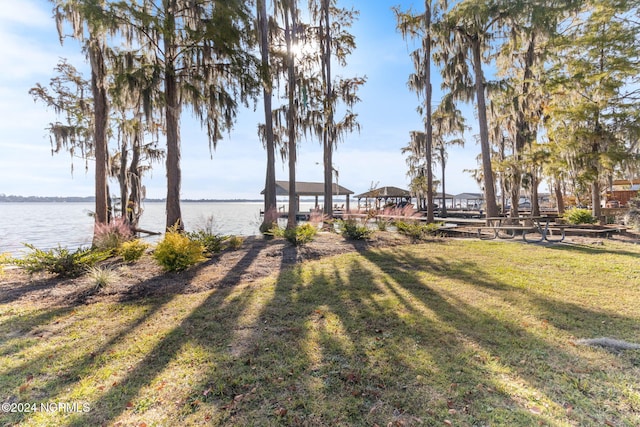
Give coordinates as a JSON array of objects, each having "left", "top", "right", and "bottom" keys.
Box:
[
  {"left": 0, "top": 252, "right": 10, "bottom": 276},
  {"left": 339, "top": 219, "right": 374, "bottom": 240},
  {"left": 563, "top": 208, "right": 596, "bottom": 225},
  {"left": 88, "top": 266, "right": 118, "bottom": 290},
  {"left": 395, "top": 220, "right": 424, "bottom": 241},
  {"left": 186, "top": 229, "right": 228, "bottom": 255},
  {"left": 153, "top": 232, "right": 205, "bottom": 272},
  {"left": 94, "top": 217, "right": 133, "bottom": 251},
  {"left": 376, "top": 218, "right": 390, "bottom": 231},
  {"left": 395, "top": 220, "right": 442, "bottom": 241},
  {"left": 227, "top": 235, "right": 244, "bottom": 250},
  {"left": 118, "top": 239, "right": 149, "bottom": 262},
  {"left": 14, "top": 244, "right": 112, "bottom": 278},
  {"left": 283, "top": 223, "right": 317, "bottom": 246}
]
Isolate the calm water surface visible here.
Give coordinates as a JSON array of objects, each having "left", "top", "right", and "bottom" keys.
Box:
[{"left": 0, "top": 201, "right": 316, "bottom": 256}]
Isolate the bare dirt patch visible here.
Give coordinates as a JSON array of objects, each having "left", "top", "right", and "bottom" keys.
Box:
[
  {"left": 0, "top": 232, "right": 415, "bottom": 308},
  {"left": 3, "top": 229, "right": 638, "bottom": 310}
]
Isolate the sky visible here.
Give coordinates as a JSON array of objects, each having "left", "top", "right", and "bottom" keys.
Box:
[{"left": 0, "top": 0, "right": 482, "bottom": 200}]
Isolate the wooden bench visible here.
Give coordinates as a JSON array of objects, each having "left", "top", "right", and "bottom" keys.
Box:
[{"left": 559, "top": 227, "right": 617, "bottom": 238}]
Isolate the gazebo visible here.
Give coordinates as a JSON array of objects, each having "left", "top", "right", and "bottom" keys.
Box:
[
  {"left": 262, "top": 180, "right": 354, "bottom": 212},
  {"left": 452, "top": 192, "right": 484, "bottom": 210},
  {"left": 354, "top": 186, "right": 412, "bottom": 210}
]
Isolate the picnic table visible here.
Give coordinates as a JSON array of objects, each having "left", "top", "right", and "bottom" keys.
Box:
[{"left": 478, "top": 216, "right": 566, "bottom": 243}]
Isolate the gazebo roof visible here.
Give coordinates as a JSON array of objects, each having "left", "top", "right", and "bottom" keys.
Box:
[
  {"left": 454, "top": 192, "right": 484, "bottom": 199},
  {"left": 261, "top": 180, "right": 354, "bottom": 196},
  {"left": 434, "top": 192, "right": 456, "bottom": 198},
  {"left": 355, "top": 186, "right": 411, "bottom": 199}
]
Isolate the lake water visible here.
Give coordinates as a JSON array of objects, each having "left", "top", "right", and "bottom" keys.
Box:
[{"left": 0, "top": 201, "right": 317, "bottom": 256}]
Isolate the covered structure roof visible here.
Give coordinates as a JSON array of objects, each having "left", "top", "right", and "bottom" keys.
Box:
[
  {"left": 454, "top": 192, "right": 484, "bottom": 200},
  {"left": 354, "top": 186, "right": 411, "bottom": 199},
  {"left": 262, "top": 180, "right": 354, "bottom": 196}
]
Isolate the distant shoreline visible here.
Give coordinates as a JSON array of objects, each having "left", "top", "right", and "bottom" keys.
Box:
[{"left": 0, "top": 196, "right": 263, "bottom": 203}]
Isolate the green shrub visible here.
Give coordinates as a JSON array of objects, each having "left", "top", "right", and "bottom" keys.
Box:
[
  {"left": 14, "top": 244, "right": 112, "bottom": 278},
  {"left": 0, "top": 252, "right": 10, "bottom": 276},
  {"left": 266, "top": 225, "right": 284, "bottom": 238},
  {"left": 563, "top": 208, "right": 596, "bottom": 225},
  {"left": 283, "top": 223, "right": 317, "bottom": 246},
  {"left": 118, "top": 239, "right": 149, "bottom": 262},
  {"left": 394, "top": 220, "right": 442, "bottom": 241},
  {"left": 186, "top": 229, "right": 228, "bottom": 255},
  {"left": 395, "top": 220, "right": 424, "bottom": 241},
  {"left": 93, "top": 217, "right": 133, "bottom": 251},
  {"left": 339, "top": 219, "right": 374, "bottom": 240},
  {"left": 227, "top": 235, "right": 244, "bottom": 250},
  {"left": 376, "top": 218, "right": 390, "bottom": 231},
  {"left": 153, "top": 232, "right": 205, "bottom": 272}
]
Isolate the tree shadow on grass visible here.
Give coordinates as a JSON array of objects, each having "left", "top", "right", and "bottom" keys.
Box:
[
  {"left": 110, "top": 240, "right": 635, "bottom": 426},
  {"left": 0, "top": 238, "right": 282, "bottom": 426},
  {"left": 357, "top": 247, "right": 639, "bottom": 424},
  {"left": 547, "top": 240, "right": 640, "bottom": 258},
  {"left": 4, "top": 239, "right": 638, "bottom": 426}
]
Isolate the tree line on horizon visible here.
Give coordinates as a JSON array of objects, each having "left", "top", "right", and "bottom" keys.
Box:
[{"left": 29, "top": 0, "right": 639, "bottom": 241}]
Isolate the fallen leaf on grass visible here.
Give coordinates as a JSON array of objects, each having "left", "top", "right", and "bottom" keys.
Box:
[{"left": 529, "top": 406, "right": 542, "bottom": 415}]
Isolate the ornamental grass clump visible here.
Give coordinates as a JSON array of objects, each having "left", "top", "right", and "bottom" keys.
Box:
[
  {"left": 87, "top": 265, "right": 118, "bottom": 290},
  {"left": 563, "top": 208, "right": 597, "bottom": 225},
  {"left": 153, "top": 232, "right": 205, "bottom": 272},
  {"left": 93, "top": 217, "right": 133, "bottom": 252}
]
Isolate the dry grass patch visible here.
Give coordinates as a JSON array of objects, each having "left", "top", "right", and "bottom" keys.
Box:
[{"left": 1, "top": 239, "right": 639, "bottom": 426}]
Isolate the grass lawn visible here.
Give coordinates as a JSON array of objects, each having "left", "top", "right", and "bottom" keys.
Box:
[{"left": 1, "top": 239, "right": 639, "bottom": 426}]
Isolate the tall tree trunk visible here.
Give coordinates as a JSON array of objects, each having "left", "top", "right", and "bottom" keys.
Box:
[
  {"left": 89, "top": 35, "right": 109, "bottom": 241},
  {"left": 285, "top": 4, "right": 297, "bottom": 230},
  {"left": 164, "top": 3, "right": 183, "bottom": 231},
  {"left": 258, "top": 0, "right": 278, "bottom": 233},
  {"left": 322, "top": 0, "right": 334, "bottom": 222},
  {"left": 128, "top": 133, "right": 142, "bottom": 228},
  {"left": 424, "top": 1, "right": 434, "bottom": 223},
  {"left": 531, "top": 174, "right": 540, "bottom": 216},
  {"left": 119, "top": 139, "right": 129, "bottom": 218},
  {"left": 511, "top": 33, "right": 536, "bottom": 218},
  {"left": 592, "top": 180, "right": 602, "bottom": 222},
  {"left": 440, "top": 145, "right": 447, "bottom": 216},
  {"left": 471, "top": 37, "right": 499, "bottom": 217},
  {"left": 554, "top": 178, "right": 565, "bottom": 214}
]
